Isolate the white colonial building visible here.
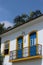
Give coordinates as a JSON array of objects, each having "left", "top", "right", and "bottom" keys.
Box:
[{"left": 0, "top": 15, "right": 43, "bottom": 65}]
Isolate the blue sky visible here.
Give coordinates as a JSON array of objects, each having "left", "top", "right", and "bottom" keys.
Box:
[{"left": 0, "top": 0, "right": 43, "bottom": 28}]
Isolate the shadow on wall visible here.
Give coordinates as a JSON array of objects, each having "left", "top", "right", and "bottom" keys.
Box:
[{"left": 12, "top": 59, "right": 42, "bottom": 65}]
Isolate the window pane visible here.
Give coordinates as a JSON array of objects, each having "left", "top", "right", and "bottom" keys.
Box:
[
  {"left": 18, "top": 37, "right": 23, "bottom": 49},
  {"left": 5, "top": 43, "right": 9, "bottom": 49},
  {"left": 30, "top": 32, "right": 36, "bottom": 46},
  {"left": 4, "top": 49, "right": 9, "bottom": 55},
  {"left": 4, "top": 41, "right": 9, "bottom": 55}
]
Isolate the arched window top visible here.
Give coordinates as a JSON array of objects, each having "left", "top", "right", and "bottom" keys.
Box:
[
  {"left": 29, "top": 30, "right": 37, "bottom": 35},
  {"left": 30, "top": 32, "right": 36, "bottom": 36}
]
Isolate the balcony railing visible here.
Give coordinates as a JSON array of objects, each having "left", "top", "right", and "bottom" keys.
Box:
[{"left": 9, "top": 44, "right": 42, "bottom": 61}]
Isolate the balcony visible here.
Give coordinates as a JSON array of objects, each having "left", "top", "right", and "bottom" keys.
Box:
[{"left": 9, "top": 44, "right": 42, "bottom": 62}]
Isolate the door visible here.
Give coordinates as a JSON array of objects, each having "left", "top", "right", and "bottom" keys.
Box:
[
  {"left": 17, "top": 37, "right": 23, "bottom": 58},
  {"left": 30, "top": 32, "right": 36, "bottom": 56}
]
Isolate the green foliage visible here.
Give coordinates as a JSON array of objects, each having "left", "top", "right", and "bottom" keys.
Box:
[
  {"left": 14, "top": 15, "right": 25, "bottom": 26},
  {"left": 14, "top": 10, "right": 42, "bottom": 26},
  {"left": 30, "top": 11, "right": 37, "bottom": 18},
  {"left": 14, "top": 14, "right": 29, "bottom": 26},
  {"left": 0, "top": 23, "right": 5, "bottom": 65},
  {"left": 21, "top": 14, "right": 29, "bottom": 22},
  {"left": 30, "top": 10, "right": 42, "bottom": 18},
  {"left": 0, "top": 54, "right": 4, "bottom": 65},
  {"left": 35, "top": 10, "right": 42, "bottom": 16},
  {"left": 0, "top": 23, "right": 6, "bottom": 34}
]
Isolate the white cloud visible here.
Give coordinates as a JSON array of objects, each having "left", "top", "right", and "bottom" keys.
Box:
[{"left": 0, "top": 21, "right": 14, "bottom": 28}]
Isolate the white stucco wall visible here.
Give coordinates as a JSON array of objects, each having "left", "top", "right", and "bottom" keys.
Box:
[
  {"left": 1, "top": 17, "right": 43, "bottom": 65},
  {"left": 3, "top": 56, "right": 12, "bottom": 65}
]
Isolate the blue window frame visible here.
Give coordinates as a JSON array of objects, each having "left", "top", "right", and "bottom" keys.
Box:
[
  {"left": 30, "top": 32, "right": 36, "bottom": 56},
  {"left": 17, "top": 37, "right": 23, "bottom": 58}
]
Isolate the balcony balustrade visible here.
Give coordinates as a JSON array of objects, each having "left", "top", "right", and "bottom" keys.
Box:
[{"left": 9, "top": 44, "right": 42, "bottom": 62}]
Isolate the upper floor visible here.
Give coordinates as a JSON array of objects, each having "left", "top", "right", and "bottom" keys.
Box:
[{"left": 1, "top": 16, "right": 43, "bottom": 62}]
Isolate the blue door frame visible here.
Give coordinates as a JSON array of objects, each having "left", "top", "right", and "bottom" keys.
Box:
[
  {"left": 17, "top": 37, "right": 23, "bottom": 58},
  {"left": 30, "top": 32, "right": 36, "bottom": 56}
]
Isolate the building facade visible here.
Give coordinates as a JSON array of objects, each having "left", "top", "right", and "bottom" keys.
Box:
[{"left": 1, "top": 15, "right": 43, "bottom": 65}]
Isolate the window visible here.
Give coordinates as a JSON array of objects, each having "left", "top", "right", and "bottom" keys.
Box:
[
  {"left": 17, "top": 36, "right": 23, "bottom": 58},
  {"left": 30, "top": 32, "right": 36, "bottom": 46},
  {"left": 17, "top": 37, "right": 23, "bottom": 49},
  {"left": 29, "top": 32, "right": 37, "bottom": 56},
  {"left": 4, "top": 40, "right": 9, "bottom": 55}
]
